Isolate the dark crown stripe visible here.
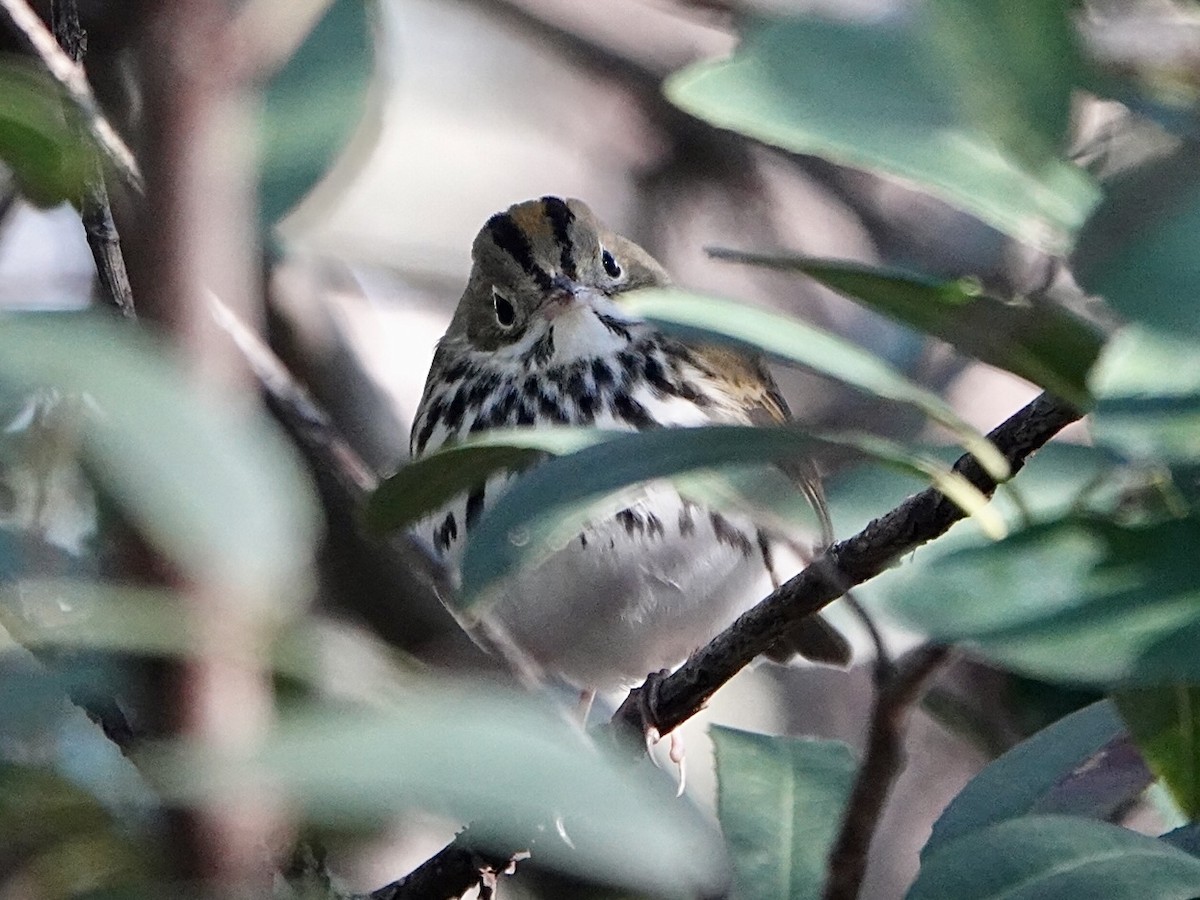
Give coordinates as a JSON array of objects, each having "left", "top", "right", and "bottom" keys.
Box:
[
  {"left": 486, "top": 212, "right": 552, "bottom": 290},
  {"left": 541, "top": 196, "right": 577, "bottom": 279}
]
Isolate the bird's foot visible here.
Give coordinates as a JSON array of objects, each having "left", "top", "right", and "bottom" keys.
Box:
[{"left": 641, "top": 669, "right": 686, "bottom": 796}]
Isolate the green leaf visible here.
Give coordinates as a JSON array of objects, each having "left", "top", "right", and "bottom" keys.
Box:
[
  {"left": 0, "top": 57, "right": 89, "bottom": 206},
  {"left": 711, "top": 726, "right": 854, "bottom": 900},
  {"left": 925, "top": 701, "right": 1128, "bottom": 856},
  {"left": 261, "top": 0, "right": 373, "bottom": 224},
  {"left": 919, "top": 0, "right": 1082, "bottom": 166},
  {"left": 460, "top": 425, "right": 1000, "bottom": 604},
  {"left": 705, "top": 255, "right": 1103, "bottom": 410},
  {"left": 1090, "top": 326, "right": 1200, "bottom": 462},
  {"left": 910, "top": 815, "right": 1200, "bottom": 899},
  {"left": 665, "top": 16, "right": 1098, "bottom": 253},
  {"left": 1074, "top": 144, "right": 1200, "bottom": 339},
  {"left": 1114, "top": 686, "right": 1200, "bottom": 819},
  {"left": 0, "top": 314, "right": 318, "bottom": 603},
  {"left": 882, "top": 516, "right": 1200, "bottom": 685},
  {"left": 367, "top": 427, "right": 605, "bottom": 533},
  {"left": 0, "top": 762, "right": 149, "bottom": 895},
  {"left": 156, "top": 685, "right": 727, "bottom": 897},
  {"left": 622, "top": 289, "right": 1010, "bottom": 480}
]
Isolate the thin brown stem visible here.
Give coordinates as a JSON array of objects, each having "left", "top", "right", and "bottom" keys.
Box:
[
  {"left": 48, "top": 0, "right": 136, "bottom": 319},
  {"left": 822, "top": 645, "right": 952, "bottom": 900}
]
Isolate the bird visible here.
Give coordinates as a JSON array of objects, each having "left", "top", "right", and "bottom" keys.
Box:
[{"left": 409, "top": 196, "right": 849, "bottom": 705}]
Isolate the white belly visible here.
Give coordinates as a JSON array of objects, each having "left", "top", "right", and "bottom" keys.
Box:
[{"left": 451, "top": 484, "right": 771, "bottom": 691}]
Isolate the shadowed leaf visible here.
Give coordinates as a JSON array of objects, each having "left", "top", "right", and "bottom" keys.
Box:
[
  {"left": 705, "top": 254, "right": 1103, "bottom": 410},
  {"left": 712, "top": 726, "right": 854, "bottom": 900},
  {"left": 911, "top": 816, "right": 1200, "bottom": 899},
  {"left": 1114, "top": 686, "right": 1200, "bottom": 819},
  {"left": 883, "top": 516, "right": 1200, "bottom": 685}
]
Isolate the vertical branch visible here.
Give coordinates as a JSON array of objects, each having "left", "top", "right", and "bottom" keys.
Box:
[
  {"left": 822, "top": 645, "right": 952, "bottom": 900},
  {"left": 131, "top": 1, "right": 276, "bottom": 892},
  {"left": 48, "top": 0, "right": 136, "bottom": 319}
]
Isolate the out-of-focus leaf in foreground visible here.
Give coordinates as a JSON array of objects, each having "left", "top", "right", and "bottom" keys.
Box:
[
  {"left": 156, "top": 683, "right": 728, "bottom": 897},
  {"left": 712, "top": 726, "right": 854, "bottom": 900},
  {"left": 457, "top": 425, "right": 1000, "bottom": 604},
  {"left": 0, "top": 314, "right": 318, "bottom": 604},
  {"left": 261, "top": 0, "right": 374, "bottom": 225},
  {"left": 666, "top": 15, "right": 1098, "bottom": 253}
]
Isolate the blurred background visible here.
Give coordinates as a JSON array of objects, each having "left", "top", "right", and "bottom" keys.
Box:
[{"left": 0, "top": 0, "right": 1186, "bottom": 897}]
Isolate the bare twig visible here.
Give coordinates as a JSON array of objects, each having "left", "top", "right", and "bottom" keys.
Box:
[
  {"left": 48, "top": 0, "right": 136, "bottom": 319},
  {"left": 611, "top": 391, "right": 1082, "bottom": 740},
  {"left": 822, "top": 645, "right": 952, "bottom": 900},
  {"left": 0, "top": 0, "right": 143, "bottom": 194}
]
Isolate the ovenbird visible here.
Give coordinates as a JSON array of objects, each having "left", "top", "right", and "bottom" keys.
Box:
[{"left": 411, "top": 197, "right": 849, "bottom": 694}]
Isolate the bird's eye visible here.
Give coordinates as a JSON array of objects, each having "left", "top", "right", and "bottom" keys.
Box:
[
  {"left": 492, "top": 288, "right": 516, "bottom": 328},
  {"left": 601, "top": 248, "right": 622, "bottom": 279}
]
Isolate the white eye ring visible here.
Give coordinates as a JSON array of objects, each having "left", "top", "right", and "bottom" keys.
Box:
[{"left": 492, "top": 287, "right": 516, "bottom": 328}]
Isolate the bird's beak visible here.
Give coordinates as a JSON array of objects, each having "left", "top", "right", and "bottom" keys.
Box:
[{"left": 541, "top": 275, "right": 588, "bottom": 320}]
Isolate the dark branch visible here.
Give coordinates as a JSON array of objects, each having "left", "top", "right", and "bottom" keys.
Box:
[
  {"left": 822, "top": 644, "right": 952, "bottom": 900},
  {"left": 365, "top": 825, "right": 531, "bottom": 900},
  {"left": 612, "top": 391, "right": 1082, "bottom": 738},
  {"left": 50, "top": 0, "right": 137, "bottom": 320}
]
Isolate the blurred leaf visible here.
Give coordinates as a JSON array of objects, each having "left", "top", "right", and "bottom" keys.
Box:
[
  {"left": 0, "top": 580, "right": 189, "bottom": 657},
  {"left": 0, "top": 314, "right": 318, "bottom": 604},
  {"left": 712, "top": 726, "right": 854, "bottom": 900},
  {"left": 665, "top": 16, "right": 1098, "bottom": 253},
  {"left": 1074, "top": 143, "right": 1200, "bottom": 337},
  {"left": 705, "top": 255, "right": 1103, "bottom": 410},
  {"left": 910, "top": 815, "right": 1200, "bottom": 899},
  {"left": 157, "top": 684, "right": 728, "bottom": 896},
  {"left": 882, "top": 516, "right": 1200, "bottom": 685},
  {"left": 0, "top": 56, "right": 89, "bottom": 206},
  {"left": 459, "top": 425, "right": 1000, "bottom": 604},
  {"left": 919, "top": 0, "right": 1081, "bottom": 165},
  {"left": 0, "top": 763, "right": 148, "bottom": 897},
  {"left": 367, "top": 428, "right": 604, "bottom": 533},
  {"left": 826, "top": 443, "right": 1123, "bottom": 540},
  {"left": 1090, "top": 326, "right": 1200, "bottom": 462},
  {"left": 925, "top": 700, "right": 1130, "bottom": 856},
  {"left": 261, "top": 0, "right": 373, "bottom": 224},
  {"left": 622, "top": 289, "right": 1009, "bottom": 479},
  {"left": 1114, "top": 685, "right": 1200, "bottom": 819}
]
